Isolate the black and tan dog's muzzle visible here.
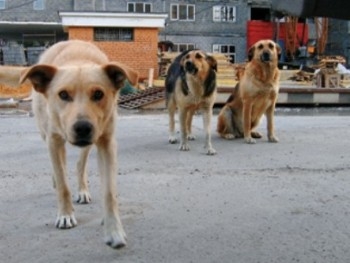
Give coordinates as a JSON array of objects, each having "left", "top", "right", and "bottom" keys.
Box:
[{"left": 184, "top": 61, "right": 198, "bottom": 75}]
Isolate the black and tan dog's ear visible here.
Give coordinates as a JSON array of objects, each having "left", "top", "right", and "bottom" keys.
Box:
[
  {"left": 206, "top": 55, "right": 218, "bottom": 72},
  {"left": 248, "top": 46, "right": 255, "bottom": 61},
  {"left": 103, "top": 62, "right": 139, "bottom": 89},
  {"left": 20, "top": 65, "right": 57, "bottom": 94}
]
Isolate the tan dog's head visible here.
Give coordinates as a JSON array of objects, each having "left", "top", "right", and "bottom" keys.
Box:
[
  {"left": 248, "top": 40, "right": 281, "bottom": 64},
  {"left": 180, "top": 50, "right": 217, "bottom": 81},
  {"left": 20, "top": 62, "right": 138, "bottom": 147}
]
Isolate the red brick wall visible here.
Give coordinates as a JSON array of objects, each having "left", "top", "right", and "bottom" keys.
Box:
[{"left": 67, "top": 27, "right": 160, "bottom": 80}]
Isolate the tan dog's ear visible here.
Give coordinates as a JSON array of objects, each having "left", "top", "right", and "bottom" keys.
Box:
[
  {"left": 276, "top": 43, "right": 282, "bottom": 60},
  {"left": 103, "top": 62, "right": 139, "bottom": 89},
  {"left": 247, "top": 46, "right": 255, "bottom": 61},
  {"left": 206, "top": 55, "right": 218, "bottom": 72},
  {"left": 20, "top": 65, "right": 57, "bottom": 94}
]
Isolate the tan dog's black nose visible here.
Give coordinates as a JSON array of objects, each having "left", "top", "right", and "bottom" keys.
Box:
[
  {"left": 73, "top": 120, "right": 93, "bottom": 147},
  {"left": 261, "top": 51, "right": 271, "bottom": 62}
]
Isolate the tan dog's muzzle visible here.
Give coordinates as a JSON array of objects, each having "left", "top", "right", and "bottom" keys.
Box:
[
  {"left": 260, "top": 51, "right": 272, "bottom": 63},
  {"left": 72, "top": 120, "right": 94, "bottom": 147}
]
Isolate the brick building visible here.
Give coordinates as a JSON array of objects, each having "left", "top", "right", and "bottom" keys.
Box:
[{"left": 59, "top": 11, "right": 166, "bottom": 79}]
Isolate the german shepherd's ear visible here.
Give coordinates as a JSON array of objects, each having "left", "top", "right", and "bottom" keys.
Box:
[
  {"left": 248, "top": 46, "right": 255, "bottom": 62},
  {"left": 20, "top": 65, "right": 57, "bottom": 94},
  {"left": 206, "top": 55, "right": 217, "bottom": 72},
  {"left": 103, "top": 62, "right": 139, "bottom": 89}
]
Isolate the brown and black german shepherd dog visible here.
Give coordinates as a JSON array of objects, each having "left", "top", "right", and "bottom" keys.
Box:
[
  {"left": 166, "top": 49, "right": 218, "bottom": 155},
  {"left": 217, "top": 39, "right": 281, "bottom": 144}
]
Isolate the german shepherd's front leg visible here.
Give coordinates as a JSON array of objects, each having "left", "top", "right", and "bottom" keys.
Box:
[
  {"left": 48, "top": 135, "right": 77, "bottom": 229},
  {"left": 242, "top": 100, "right": 256, "bottom": 144},
  {"left": 179, "top": 108, "right": 190, "bottom": 151},
  {"left": 202, "top": 106, "right": 216, "bottom": 155},
  {"left": 167, "top": 99, "right": 178, "bottom": 144},
  {"left": 96, "top": 135, "right": 126, "bottom": 249}
]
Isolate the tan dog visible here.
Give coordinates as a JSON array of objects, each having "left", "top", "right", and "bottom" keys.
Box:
[
  {"left": 20, "top": 40, "right": 138, "bottom": 249},
  {"left": 165, "top": 49, "right": 217, "bottom": 155},
  {"left": 217, "top": 39, "right": 281, "bottom": 144}
]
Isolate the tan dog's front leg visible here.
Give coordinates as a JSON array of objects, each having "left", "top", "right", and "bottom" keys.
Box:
[
  {"left": 202, "top": 107, "right": 216, "bottom": 155},
  {"left": 265, "top": 103, "right": 279, "bottom": 143},
  {"left": 242, "top": 100, "right": 255, "bottom": 144},
  {"left": 48, "top": 135, "right": 77, "bottom": 229},
  {"left": 179, "top": 108, "right": 190, "bottom": 151},
  {"left": 76, "top": 146, "right": 92, "bottom": 204},
  {"left": 97, "top": 137, "right": 126, "bottom": 249}
]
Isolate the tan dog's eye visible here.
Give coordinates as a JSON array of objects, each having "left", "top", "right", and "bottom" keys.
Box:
[
  {"left": 268, "top": 43, "right": 274, "bottom": 49},
  {"left": 91, "top": 90, "right": 104, "bottom": 102},
  {"left": 58, "top": 90, "right": 72, "bottom": 102},
  {"left": 258, "top": 44, "right": 264, "bottom": 50}
]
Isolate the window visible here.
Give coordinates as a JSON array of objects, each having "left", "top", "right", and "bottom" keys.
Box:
[
  {"left": 213, "top": 5, "right": 236, "bottom": 22},
  {"left": 0, "top": 0, "right": 5, "bottom": 9},
  {"left": 94, "top": 28, "right": 134, "bottom": 42},
  {"left": 171, "top": 4, "right": 195, "bottom": 21},
  {"left": 172, "top": 43, "right": 195, "bottom": 52},
  {"left": 213, "top": 44, "right": 235, "bottom": 63},
  {"left": 33, "top": 0, "right": 44, "bottom": 10},
  {"left": 127, "top": 2, "right": 151, "bottom": 13}
]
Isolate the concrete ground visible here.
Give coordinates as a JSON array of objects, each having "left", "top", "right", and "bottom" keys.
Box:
[{"left": 1, "top": 107, "right": 350, "bottom": 263}]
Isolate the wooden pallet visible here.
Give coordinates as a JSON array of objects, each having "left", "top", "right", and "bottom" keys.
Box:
[{"left": 118, "top": 87, "right": 165, "bottom": 109}]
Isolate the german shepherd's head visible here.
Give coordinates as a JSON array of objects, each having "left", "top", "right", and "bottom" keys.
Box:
[{"left": 180, "top": 50, "right": 217, "bottom": 81}]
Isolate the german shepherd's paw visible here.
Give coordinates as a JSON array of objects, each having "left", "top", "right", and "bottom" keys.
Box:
[
  {"left": 104, "top": 216, "right": 127, "bottom": 249},
  {"left": 76, "top": 190, "right": 91, "bottom": 204},
  {"left": 55, "top": 214, "right": 78, "bottom": 229},
  {"left": 179, "top": 143, "right": 190, "bottom": 151},
  {"left": 244, "top": 137, "right": 256, "bottom": 144}
]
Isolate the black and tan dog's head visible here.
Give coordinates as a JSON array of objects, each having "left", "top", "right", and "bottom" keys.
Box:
[
  {"left": 248, "top": 40, "right": 281, "bottom": 64},
  {"left": 180, "top": 50, "right": 217, "bottom": 80}
]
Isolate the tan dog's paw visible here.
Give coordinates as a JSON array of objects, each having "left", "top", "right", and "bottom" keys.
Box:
[
  {"left": 187, "top": 134, "right": 196, "bottom": 140},
  {"left": 55, "top": 214, "right": 77, "bottom": 229},
  {"left": 251, "top": 131, "right": 262, "bottom": 138},
  {"left": 169, "top": 136, "right": 178, "bottom": 144},
  {"left": 268, "top": 135, "right": 279, "bottom": 143},
  {"left": 104, "top": 216, "right": 127, "bottom": 249},
  {"left": 206, "top": 147, "right": 217, "bottom": 155},
  {"left": 179, "top": 143, "right": 190, "bottom": 151},
  {"left": 244, "top": 137, "right": 256, "bottom": 144},
  {"left": 76, "top": 191, "right": 91, "bottom": 204},
  {"left": 223, "top": 133, "right": 235, "bottom": 140}
]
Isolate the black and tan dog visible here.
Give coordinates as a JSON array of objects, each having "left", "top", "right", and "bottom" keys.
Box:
[
  {"left": 166, "top": 49, "right": 217, "bottom": 155},
  {"left": 217, "top": 39, "right": 281, "bottom": 144}
]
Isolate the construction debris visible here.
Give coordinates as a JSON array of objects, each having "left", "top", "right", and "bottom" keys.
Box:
[{"left": 118, "top": 87, "right": 164, "bottom": 109}]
